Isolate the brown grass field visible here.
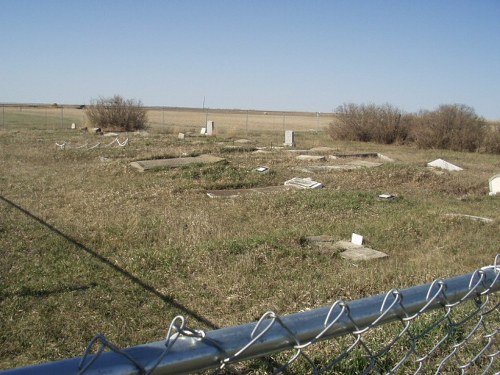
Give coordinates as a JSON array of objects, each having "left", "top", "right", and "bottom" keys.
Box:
[{"left": 0, "top": 106, "right": 499, "bottom": 373}]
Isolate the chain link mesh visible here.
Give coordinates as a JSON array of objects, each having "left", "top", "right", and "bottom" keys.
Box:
[{"left": 71, "top": 257, "right": 499, "bottom": 375}]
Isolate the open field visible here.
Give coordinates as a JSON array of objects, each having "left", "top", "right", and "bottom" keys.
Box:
[{"left": 0, "top": 112, "right": 499, "bottom": 372}]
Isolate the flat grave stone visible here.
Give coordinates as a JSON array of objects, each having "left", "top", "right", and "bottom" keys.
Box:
[
  {"left": 284, "top": 177, "right": 324, "bottom": 189},
  {"left": 296, "top": 155, "right": 326, "bottom": 161},
  {"left": 178, "top": 133, "right": 185, "bottom": 140},
  {"left": 444, "top": 213, "right": 494, "bottom": 224},
  {"left": 303, "top": 235, "right": 343, "bottom": 254},
  {"left": 335, "top": 241, "right": 388, "bottom": 261},
  {"left": 309, "top": 147, "right": 336, "bottom": 153},
  {"left": 130, "top": 154, "right": 225, "bottom": 172},
  {"left": 489, "top": 174, "right": 500, "bottom": 196},
  {"left": 206, "top": 185, "right": 292, "bottom": 198}
]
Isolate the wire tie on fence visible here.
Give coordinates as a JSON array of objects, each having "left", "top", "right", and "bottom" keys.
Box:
[
  {"left": 354, "top": 289, "right": 401, "bottom": 335},
  {"left": 404, "top": 279, "right": 447, "bottom": 322},
  {"left": 78, "top": 334, "right": 145, "bottom": 375},
  {"left": 220, "top": 311, "right": 278, "bottom": 368}
]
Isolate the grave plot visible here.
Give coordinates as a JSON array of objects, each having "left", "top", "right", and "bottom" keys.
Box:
[
  {"left": 302, "top": 235, "right": 388, "bottom": 261},
  {"left": 130, "top": 154, "right": 226, "bottom": 172}
]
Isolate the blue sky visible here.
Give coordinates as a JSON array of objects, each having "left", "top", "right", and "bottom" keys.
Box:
[{"left": 1, "top": 1, "right": 499, "bottom": 119}]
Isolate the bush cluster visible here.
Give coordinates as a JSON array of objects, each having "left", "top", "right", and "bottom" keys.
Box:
[
  {"left": 85, "top": 95, "right": 148, "bottom": 132},
  {"left": 329, "top": 103, "right": 498, "bottom": 153}
]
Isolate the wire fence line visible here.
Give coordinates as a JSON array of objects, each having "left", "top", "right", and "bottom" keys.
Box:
[
  {"left": 3, "top": 256, "right": 499, "bottom": 375},
  {"left": 0, "top": 103, "right": 333, "bottom": 135}
]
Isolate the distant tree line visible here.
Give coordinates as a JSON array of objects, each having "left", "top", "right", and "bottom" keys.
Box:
[{"left": 329, "top": 103, "right": 500, "bottom": 154}]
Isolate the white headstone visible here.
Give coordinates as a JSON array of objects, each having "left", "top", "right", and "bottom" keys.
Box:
[
  {"left": 178, "top": 133, "right": 185, "bottom": 140},
  {"left": 206, "top": 121, "right": 215, "bottom": 136},
  {"left": 71, "top": 123, "right": 76, "bottom": 129},
  {"left": 200, "top": 127, "right": 207, "bottom": 135},
  {"left": 351, "top": 233, "right": 364, "bottom": 246},
  {"left": 284, "top": 130, "right": 295, "bottom": 147},
  {"left": 427, "top": 158, "right": 463, "bottom": 171},
  {"left": 489, "top": 174, "right": 500, "bottom": 196}
]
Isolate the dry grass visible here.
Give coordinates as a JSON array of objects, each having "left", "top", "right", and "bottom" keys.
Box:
[{"left": 0, "top": 112, "right": 499, "bottom": 372}]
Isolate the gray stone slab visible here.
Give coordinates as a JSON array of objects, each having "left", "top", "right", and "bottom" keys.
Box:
[
  {"left": 206, "top": 185, "right": 292, "bottom": 198},
  {"left": 296, "top": 155, "right": 326, "bottom": 161},
  {"left": 444, "top": 213, "right": 494, "bottom": 224},
  {"left": 335, "top": 241, "right": 388, "bottom": 261},
  {"left": 284, "top": 177, "right": 324, "bottom": 189},
  {"left": 130, "top": 154, "right": 225, "bottom": 172}
]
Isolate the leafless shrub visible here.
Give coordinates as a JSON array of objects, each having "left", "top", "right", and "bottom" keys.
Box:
[
  {"left": 329, "top": 103, "right": 409, "bottom": 144},
  {"left": 85, "top": 95, "right": 148, "bottom": 132},
  {"left": 410, "top": 104, "right": 486, "bottom": 152},
  {"left": 482, "top": 122, "right": 500, "bottom": 154}
]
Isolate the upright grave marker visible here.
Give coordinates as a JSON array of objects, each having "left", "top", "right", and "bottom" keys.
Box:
[
  {"left": 284, "top": 130, "right": 295, "bottom": 147},
  {"left": 489, "top": 174, "right": 500, "bottom": 196},
  {"left": 206, "top": 121, "right": 215, "bottom": 136}
]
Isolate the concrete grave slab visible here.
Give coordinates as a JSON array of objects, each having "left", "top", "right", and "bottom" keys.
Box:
[
  {"left": 296, "top": 155, "right": 326, "bottom": 161},
  {"left": 206, "top": 185, "right": 292, "bottom": 198},
  {"left": 303, "top": 235, "right": 343, "bottom": 254},
  {"left": 489, "top": 174, "right": 500, "bottom": 196},
  {"left": 284, "top": 177, "right": 324, "bottom": 189},
  {"left": 444, "top": 213, "right": 494, "bottom": 224},
  {"left": 130, "top": 154, "right": 225, "bottom": 172},
  {"left": 295, "top": 161, "right": 382, "bottom": 173},
  {"left": 309, "top": 147, "right": 336, "bottom": 153},
  {"left": 427, "top": 158, "right": 463, "bottom": 171},
  {"left": 335, "top": 241, "right": 388, "bottom": 261},
  {"left": 234, "top": 139, "right": 252, "bottom": 144}
]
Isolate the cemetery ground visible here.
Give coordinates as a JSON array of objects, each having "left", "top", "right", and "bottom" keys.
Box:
[{"left": 0, "top": 120, "right": 499, "bottom": 372}]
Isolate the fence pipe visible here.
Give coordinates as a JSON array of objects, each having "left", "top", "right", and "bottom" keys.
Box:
[{"left": 2, "top": 266, "right": 498, "bottom": 375}]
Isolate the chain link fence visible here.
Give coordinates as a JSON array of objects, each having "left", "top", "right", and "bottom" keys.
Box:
[{"left": 3, "top": 256, "right": 498, "bottom": 375}]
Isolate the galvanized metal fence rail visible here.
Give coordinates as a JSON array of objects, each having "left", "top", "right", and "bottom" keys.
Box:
[{"left": 3, "top": 257, "right": 499, "bottom": 375}]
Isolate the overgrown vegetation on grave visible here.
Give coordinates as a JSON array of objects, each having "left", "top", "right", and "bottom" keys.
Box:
[
  {"left": 84, "top": 95, "right": 148, "bottom": 131},
  {"left": 330, "top": 103, "right": 499, "bottom": 154}
]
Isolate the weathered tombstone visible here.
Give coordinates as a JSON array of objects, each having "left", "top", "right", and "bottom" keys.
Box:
[
  {"left": 200, "top": 127, "right": 206, "bottom": 135},
  {"left": 489, "top": 174, "right": 500, "bottom": 196},
  {"left": 351, "top": 233, "right": 364, "bottom": 246},
  {"left": 284, "top": 130, "right": 295, "bottom": 147},
  {"left": 71, "top": 123, "right": 76, "bottom": 129},
  {"left": 206, "top": 121, "right": 215, "bottom": 136},
  {"left": 178, "top": 133, "right": 185, "bottom": 140},
  {"left": 427, "top": 158, "right": 463, "bottom": 171}
]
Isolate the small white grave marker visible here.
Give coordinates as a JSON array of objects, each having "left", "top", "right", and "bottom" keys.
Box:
[
  {"left": 427, "top": 158, "right": 463, "bottom": 171},
  {"left": 255, "top": 166, "right": 270, "bottom": 173},
  {"left": 284, "top": 130, "right": 295, "bottom": 147},
  {"left": 178, "top": 133, "right": 185, "bottom": 140},
  {"left": 71, "top": 123, "right": 76, "bottom": 129},
  {"left": 200, "top": 127, "right": 206, "bottom": 135},
  {"left": 351, "top": 233, "right": 364, "bottom": 246},
  {"left": 206, "top": 121, "right": 215, "bottom": 136},
  {"left": 489, "top": 174, "right": 500, "bottom": 196}
]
